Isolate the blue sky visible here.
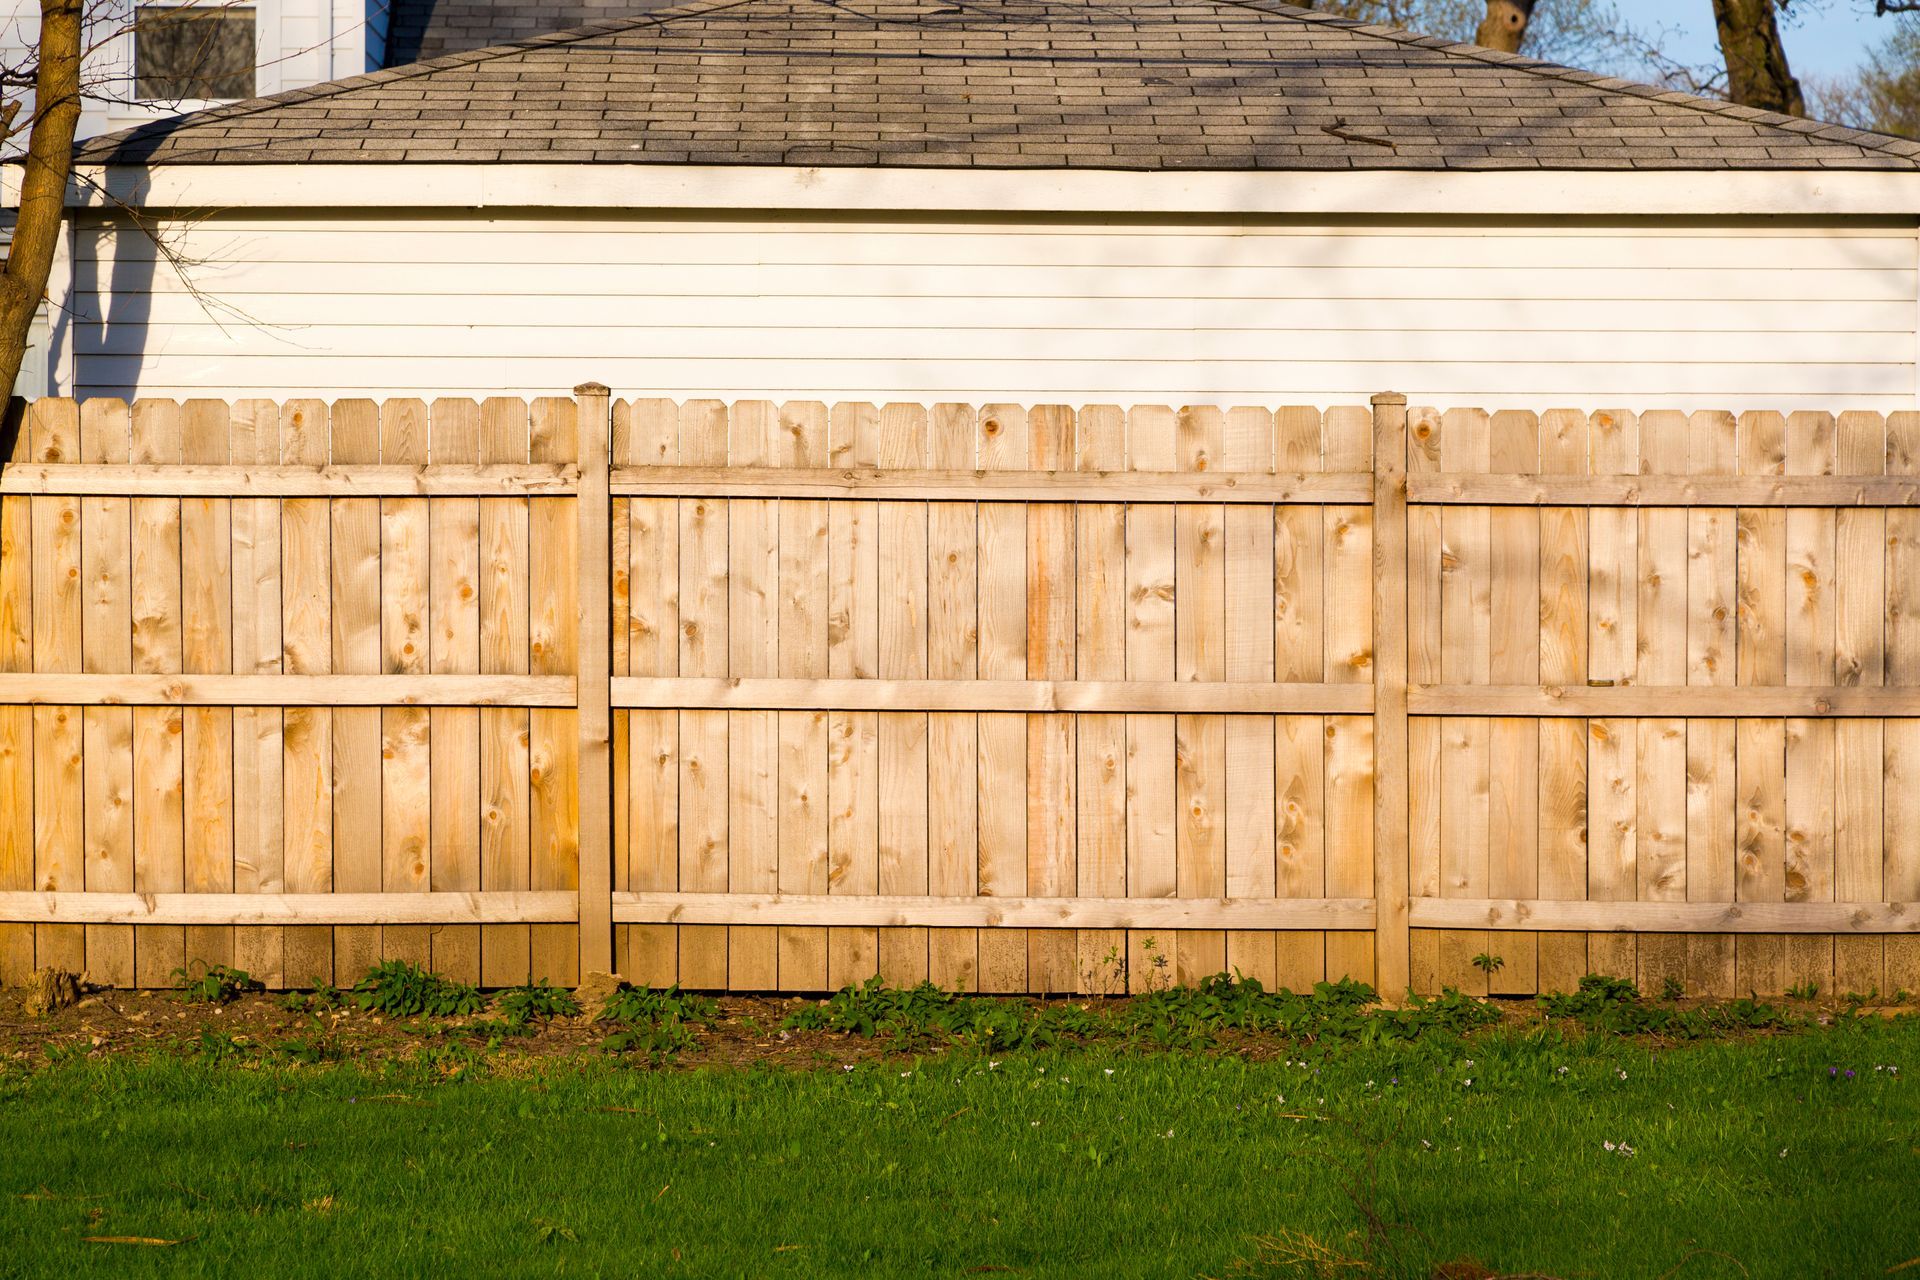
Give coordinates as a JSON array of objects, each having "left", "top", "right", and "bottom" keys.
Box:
[{"left": 1607, "top": 0, "right": 1891, "bottom": 79}]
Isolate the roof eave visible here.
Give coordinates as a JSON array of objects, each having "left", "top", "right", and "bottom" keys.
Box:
[{"left": 25, "top": 162, "right": 1920, "bottom": 217}]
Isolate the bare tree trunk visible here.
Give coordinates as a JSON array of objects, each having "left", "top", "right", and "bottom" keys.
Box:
[
  {"left": 0, "top": 0, "right": 82, "bottom": 404},
  {"left": 1712, "top": 0, "right": 1805, "bottom": 115},
  {"left": 1475, "top": 0, "right": 1537, "bottom": 53}
]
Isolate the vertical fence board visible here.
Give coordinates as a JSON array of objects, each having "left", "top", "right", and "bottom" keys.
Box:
[
  {"left": 976, "top": 403, "right": 1030, "bottom": 993},
  {"left": 280, "top": 399, "right": 333, "bottom": 988},
  {"left": 1736, "top": 411, "right": 1789, "bottom": 996},
  {"left": 529, "top": 397, "right": 580, "bottom": 986},
  {"left": 1437, "top": 407, "right": 1491, "bottom": 994},
  {"left": 1174, "top": 406, "right": 1226, "bottom": 984},
  {"left": 1074, "top": 404, "right": 1127, "bottom": 994},
  {"left": 1324, "top": 405, "right": 1375, "bottom": 986},
  {"left": 1486, "top": 410, "right": 1541, "bottom": 995},
  {"left": 1885, "top": 412, "right": 1920, "bottom": 993},
  {"left": 1536, "top": 407, "right": 1590, "bottom": 993},
  {"left": 1635, "top": 410, "right": 1689, "bottom": 997},
  {"left": 230, "top": 399, "right": 285, "bottom": 987},
  {"left": 727, "top": 402, "right": 780, "bottom": 990},
  {"left": 623, "top": 399, "right": 681, "bottom": 986},
  {"left": 1222, "top": 406, "right": 1277, "bottom": 988},
  {"left": 1586, "top": 409, "right": 1638, "bottom": 982},
  {"left": 477, "top": 398, "right": 532, "bottom": 987},
  {"left": 1406, "top": 405, "right": 1442, "bottom": 993},
  {"left": 328, "top": 399, "right": 381, "bottom": 981},
  {"left": 879, "top": 402, "right": 934, "bottom": 987},
  {"left": 1272, "top": 407, "right": 1326, "bottom": 990},
  {"left": 181, "top": 400, "right": 235, "bottom": 978},
  {"left": 1832, "top": 411, "right": 1885, "bottom": 995},
  {"left": 775, "top": 402, "right": 830, "bottom": 991},
  {"left": 1026, "top": 404, "right": 1076, "bottom": 993},
  {"left": 379, "top": 399, "right": 433, "bottom": 972},
  {"left": 1784, "top": 412, "right": 1838, "bottom": 996},
  {"left": 1685, "top": 411, "right": 1739, "bottom": 996},
  {"left": 0, "top": 408, "right": 29, "bottom": 984},
  {"left": 825, "top": 402, "right": 879, "bottom": 988},
  {"left": 429, "top": 398, "right": 483, "bottom": 985},
  {"left": 80, "top": 400, "right": 134, "bottom": 987},
  {"left": 928, "top": 406, "right": 981, "bottom": 991},
  {"left": 1125, "top": 405, "right": 1176, "bottom": 991}
]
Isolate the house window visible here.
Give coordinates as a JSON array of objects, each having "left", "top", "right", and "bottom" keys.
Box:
[{"left": 134, "top": 4, "right": 256, "bottom": 102}]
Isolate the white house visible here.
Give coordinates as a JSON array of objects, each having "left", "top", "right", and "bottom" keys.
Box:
[{"left": 22, "top": 0, "right": 1920, "bottom": 412}]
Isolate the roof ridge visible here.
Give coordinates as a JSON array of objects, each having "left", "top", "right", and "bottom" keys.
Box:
[{"left": 1249, "top": 0, "right": 1920, "bottom": 162}]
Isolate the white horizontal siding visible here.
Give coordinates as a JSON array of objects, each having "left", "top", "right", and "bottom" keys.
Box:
[{"left": 63, "top": 212, "right": 1919, "bottom": 412}]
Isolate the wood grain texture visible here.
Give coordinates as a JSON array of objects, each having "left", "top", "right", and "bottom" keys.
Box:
[
  {"left": 529, "top": 397, "right": 581, "bottom": 986},
  {"left": 478, "top": 398, "right": 534, "bottom": 987},
  {"left": 976, "top": 403, "right": 1030, "bottom": 993},
  {"left": 1536, "top": 407, "right": 1589, "bottom": 992},
  {"left": 181, "top": 399, "right": 234, "bottom": 979}
]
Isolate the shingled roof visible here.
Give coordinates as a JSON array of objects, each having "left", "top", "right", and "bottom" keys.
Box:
[{"left": 76, "top": 0, "right": 1920, "bottom": 170}]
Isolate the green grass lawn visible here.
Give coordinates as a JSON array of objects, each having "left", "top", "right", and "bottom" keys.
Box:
[{"left": 1, "top": 1010, "right": 1914, "bottom": 1278}]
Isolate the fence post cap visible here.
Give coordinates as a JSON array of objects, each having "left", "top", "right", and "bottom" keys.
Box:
[
  {"left": 1370, "top": 392, "right": 1408, "bottom": 407},
  {"left": 573, "top": 381, "right": 611, "bottom": 396}
]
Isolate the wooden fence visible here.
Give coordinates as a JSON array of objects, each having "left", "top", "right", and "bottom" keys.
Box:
[{"left": 0, "top": 389, "right": 1916, "bottom": 998}]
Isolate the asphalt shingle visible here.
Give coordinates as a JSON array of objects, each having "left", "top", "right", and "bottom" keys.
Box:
[{"left": 73, "top": 0, "right": 1920, "bottom": 170}]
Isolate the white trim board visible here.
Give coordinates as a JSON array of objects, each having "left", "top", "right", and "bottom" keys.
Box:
[{"left": 27, "top": 163, "right": 1920, "bottom": 216}]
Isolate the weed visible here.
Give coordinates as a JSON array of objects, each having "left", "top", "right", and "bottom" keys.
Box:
[
  {"left": 443, "top": 1017, "right": 534, "bottom": 1042},
  {"left": 1470, "top": 952, "right": 1504, "bottom": 976},
  {"left": 274, "top": 1036, "right": 341, "bottom": 1067},
  {"left": 598, "top": 984, "right": 719, "bottom": 1063},
  {"left": 782, "top": 974, "right": 1500, "bottom": 1053},
  {"left": 1081, "top": 943, "right": 1128, "bottom": 998},
  {"left": 599, "top": 984, "right": 718, "bottom": 1029},
  {"left": 350, "top": 962, "right": 485, "bottom": 1019},
  {"left": 1786, "top": 981, "right": 1821, "bottom": 1001},
  {"left": 1539, "top": 974, "right": 1798, "bottom": 1038},
  {"left": 188, "top": 1030, "right": 251, "bottom": 1064},
  {"left": 281, "top": 981, "right": 346, "bottom": 1014},
  {"left": 404, "top": 1041, "right": 487, "bottom": 1081},
  {"left": 496, "top": 979, "right": 582, "bottom": 1026},
  {"left": 171, "top": 963, "right": 262, "bottom": 1006},
  {"left": 1660, "top": 976, "right": 1686, "bottom": 1001},
  {"left": 1139, "top": 935, "right": 1174, "bottom": 992}
]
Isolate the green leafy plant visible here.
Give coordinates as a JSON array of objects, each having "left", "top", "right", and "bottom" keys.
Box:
[
  {"left": 598, "top": 984, "right": 719, "bottom": 1062},
  {"left": 171, "top": 963, "right": 263, "bottom": 1005},
  {"left": 350, "top": 961, "right": 485, "bottom": 1019},
  {"left": 1471, "top": 952, "right": 1505, "bottom": 976},
  {"left": 281, "top": 980, "right": 346, "bottom": 1014},
  {"left": 1786, "top": 981, "right": 1821, "bottom": 1001},
  {"left": 1660, "top": 976, "right": 1686, "bottom": 1001},
  {"left": 1540, "top": 973, "right": 1797, "bottom": 1038},
  {"left": 496, "top": 979, "right": 582, "bottom": 1026}
]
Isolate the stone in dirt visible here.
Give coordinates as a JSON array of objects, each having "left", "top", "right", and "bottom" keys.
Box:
[
  {"left": 573, "top": 971, "right": 626, "bottom": 1021},
  {"left": 24, "top": 968, "right": 82, "bottom": 1017}
]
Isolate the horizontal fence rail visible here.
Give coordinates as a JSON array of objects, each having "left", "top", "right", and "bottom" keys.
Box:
[{"left": 2, "top": 393, "right": 1917, "bottom": 1002}]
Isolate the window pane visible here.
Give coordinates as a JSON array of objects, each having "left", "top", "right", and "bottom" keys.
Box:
[{"left": 135, "top": 6, "right": 255, "bottom": 101}]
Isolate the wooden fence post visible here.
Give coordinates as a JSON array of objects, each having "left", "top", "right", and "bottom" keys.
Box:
[
  {"left": 574, "top": 382, "right": 614, "bottom": 979},
  {"left": 1371, "top": 392, "right": 1411, "bottom": 1002}
]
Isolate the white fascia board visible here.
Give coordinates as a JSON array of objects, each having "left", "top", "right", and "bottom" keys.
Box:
[{"left": 20, "top": 162, "right": 1920, "bottom": 216}]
